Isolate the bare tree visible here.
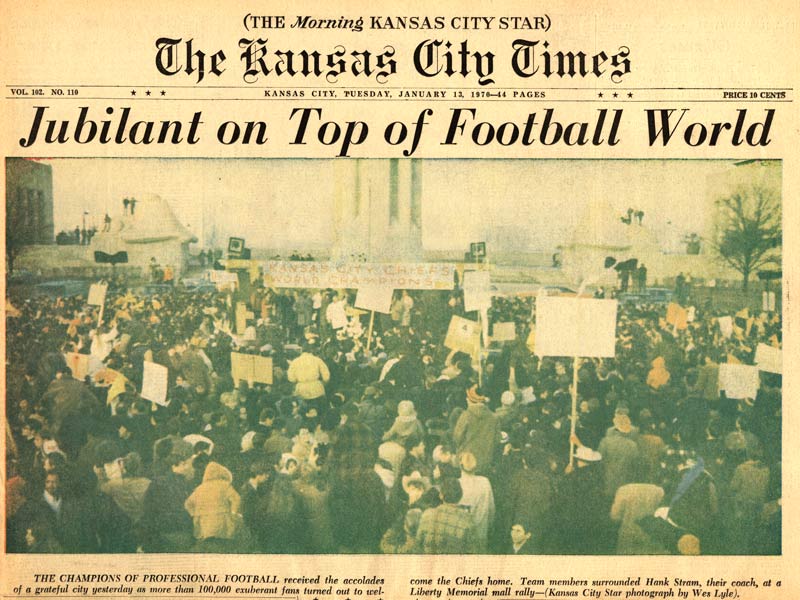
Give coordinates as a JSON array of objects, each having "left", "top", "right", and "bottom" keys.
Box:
[{"left": 712, "top": 184, "right": 781, "bottom": 291}]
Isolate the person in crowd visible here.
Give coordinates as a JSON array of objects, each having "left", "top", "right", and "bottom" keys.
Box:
[
  {"left": 3, "top": 270, "right": 782, "bottom": 556},
  {"left": 505, "top": 521, "right": 539, "bottom": 554},
  {"left": 415, "top": 478, "right": 478, "bottom": 554},
  {"left": 184, "top": 461, "right": 241, "bottom": 550},
  {"left": 457, "top": 451, "right": 495, "bottom": 552},
  {"left": 453, "top": 385, "right": 501, "bottom": 475}
]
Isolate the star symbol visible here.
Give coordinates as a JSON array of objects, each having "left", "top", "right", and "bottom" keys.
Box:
[
  {"left": 145, "top": 90, "right": 151, "bottom": 96},
  {"left": 628, "top": 92, "right": 634, "bottom": 98},
  {"left": 612, "top": 92, "right": 619, "bottom": 98},
  {"left": 598, "top": 92, "right": 604, "bottom": 98},
  {"left": 130, "top": 90, "right": 136, "bottom": 96},
  {"left": 160, "top": 90, "right": 166, "bottom": 96}
]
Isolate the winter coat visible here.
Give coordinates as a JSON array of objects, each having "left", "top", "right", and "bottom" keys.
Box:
[
  {"left": 185, "top": 462, "right": 241, "bottom": 540},
  {"left": 453, "top": 404, "right": 501, "bottom": 474},
  {"left": 287, "top": 352, "right": 330, "bottom": 400},
  {"left": 610, "top": 483, "right": 666, "bottom": 554}
]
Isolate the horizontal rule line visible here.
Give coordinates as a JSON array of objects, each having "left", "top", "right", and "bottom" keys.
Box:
[
  {"left": 4, "top": 97, "right": 793, "bottom": 103},
  {"left": 5, "top": 85, "right": 795, "bottom": 91}
]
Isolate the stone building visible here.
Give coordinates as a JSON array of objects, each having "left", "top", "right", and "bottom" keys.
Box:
[{"left": 6, "top": 158, "right": 54, "bottom": 246}]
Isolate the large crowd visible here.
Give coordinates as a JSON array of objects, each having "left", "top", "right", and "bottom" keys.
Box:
[{"left": 4, "top": 274, "right": 782, "bottom": 555}]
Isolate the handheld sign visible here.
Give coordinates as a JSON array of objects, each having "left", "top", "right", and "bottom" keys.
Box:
[
  {"left": 141, "top": 361, "right": 169, "bottom": 406},
  {"left": 231, "top": 352, "right": 274, "bottom": 385},
  {"left": 491, "top": 322, "right": 516, "bottom": 342},
  {"left": 754, "top": 343, "right": 781, "bottom": 374},
  {"left": 534, "top": 297, "right": 618, "bottom": 358},
  {"left": 444, "top": 315, "right": 481, "bottom": 358},
  {"left": 463, "top": 270, "right": 492, "bottom": 313},
  {"left": 718, "top": 364, "right": 760, "bottom": 400},
  {"left": 87, "top": 283, "right": 108, "bottom": 307},
  {"left": 355, "top": 287, "right": 394, "bottom": 314},
  {"left": 533, "top": 296, "right": 618, "bottom": 468}
]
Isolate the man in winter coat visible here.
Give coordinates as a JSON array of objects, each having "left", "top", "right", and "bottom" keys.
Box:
[{"left": 453, "top": 385, "right": 500, "bottom": 475}]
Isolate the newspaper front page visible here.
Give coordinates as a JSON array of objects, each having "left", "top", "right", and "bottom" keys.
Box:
[{"left": 1, "top": 1, "right": 797, "bottom": 599}]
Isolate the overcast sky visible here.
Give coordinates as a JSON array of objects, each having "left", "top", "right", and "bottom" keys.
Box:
[{"left": 42, "top": 158, "right": 733, "bottom": 253}]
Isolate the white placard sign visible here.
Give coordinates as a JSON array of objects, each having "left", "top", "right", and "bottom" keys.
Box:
[
  {"left": 534, "top": 296, "right": 618, "bottom": 358},
  {"left": 718, "top": 364, "right": 760, "bottom": 400},
  {"left": 355, "top": 287, "right": 394, "bottom": 314},
  {"left": 231, "top": 352, "right": 274, "bottom": 385},
  {"left": 492, "top": 322, "right": 516, "bottom": 342},
  {"left": 141, "top": 361, "right": 169, "bottom": 406},
  {"left": 754, "top": 343, "right": 782, "bottom": 374},
  {"left": 444, "top": 315, "right": 481, "bottom": 357},
  {"left": 87, "top": 283, "right": 108, "bottom": 306},
  {"left": 463, "top": 270, "right": 492, "bottom": 313}
]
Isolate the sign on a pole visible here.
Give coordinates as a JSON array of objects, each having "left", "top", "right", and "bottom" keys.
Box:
[
  {"left": 87, "top": 282, "right": 108, "bottom": 306},
  {"left": 355, "top": 287, "right": 394, "bottom": 314},
  {"left": 463, "top": 270, "right": 492, "bottom": 313},
  {"left": 444, "top": 315, "right": 481, "bottom": 358},
  {"left": 534, "top": 297, "right": 618, "bottom": 357}
]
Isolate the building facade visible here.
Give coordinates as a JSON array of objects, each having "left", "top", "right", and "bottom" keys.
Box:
[{"left": 6, "top": 158, "right": 54, "bottom": 246}]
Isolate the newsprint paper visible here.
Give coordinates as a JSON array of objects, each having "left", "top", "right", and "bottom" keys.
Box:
[{"left": 1, "top": 1, "right": 798, "bottom": 600}]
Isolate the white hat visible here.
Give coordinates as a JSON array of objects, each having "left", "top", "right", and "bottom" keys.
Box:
[{"left": 574, "top": 446, "right": 602, "bottom": 462}]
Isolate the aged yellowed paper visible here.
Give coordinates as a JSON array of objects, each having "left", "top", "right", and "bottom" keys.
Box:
[{"left": 1, "top": 1, "right": 798, "bottom": 599}]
